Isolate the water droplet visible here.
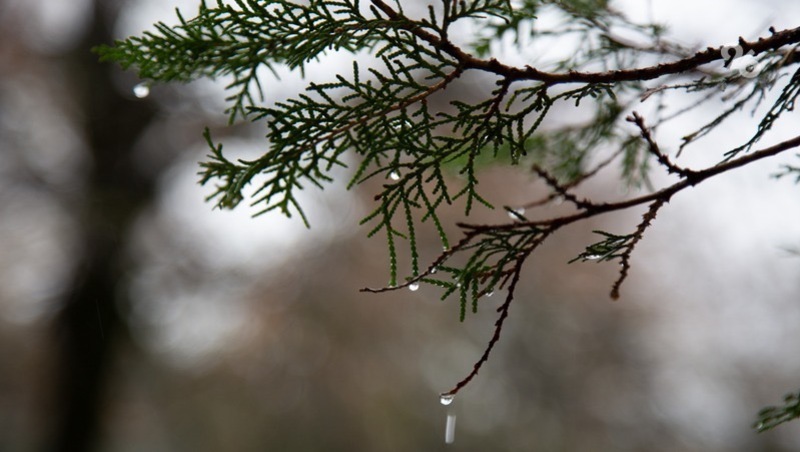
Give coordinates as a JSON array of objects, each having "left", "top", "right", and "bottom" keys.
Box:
[
  {"left": 445, "top": 413, "right": 457, "bottom": 444},
  {"left": 132, "top": 82, "right": 150, "bottom": 98},
  {"left": 442, "top": 246, "right": 449, "bottom": 252},
  {"left": 486, "top": 291, "right": 494, "bottom": 298},
  {"left": 430, "top": 266, "right": 438, "bottom": 274},
  {"left": 409, "top": 283, "right": 419, "bottom": 291},
  {"left": 440, "top": 394, "right": 454, "bottom": 405},
  {"left": 389, "top": 171, "right": 400, "bottom": 181},
  {"left": 585, "top": 254, "right": 603, "bottom": 261},
  {"left": 507, "top": 207, "right": 525, "bottom": 220},
  {"left": 553, "top": 195, "right": 565, "bottom": 205}
]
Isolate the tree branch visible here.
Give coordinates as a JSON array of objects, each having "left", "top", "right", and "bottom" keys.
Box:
[
  {"left": 461, "top": 133, "right": 800, "bottom": 233},
  {"left": 371, "top": 0, "right": 800, "bottom": 85}
]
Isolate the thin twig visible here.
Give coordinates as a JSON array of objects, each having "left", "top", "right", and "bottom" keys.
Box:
[
  {"left": 530, "top": 164, "right": 594, "bottom": 210},
  {"left": 627, "top": 111, "right": 694, "bottom": 177},
  {"left": 610, "top": 198, "right": 666, "bottom": 299},
  {"left": 522, "top": 148, "right": 624, "bottom": 209}
]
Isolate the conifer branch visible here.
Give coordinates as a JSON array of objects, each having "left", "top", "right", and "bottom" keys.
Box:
[
  {"left": 371, "top": 0, "right": 800, "bottom": 85},
  {"left": 368, "top": 133, "right": 800, "bottom": 397},
  {"left": 756, "top": 390, "right": 800, "bottom": 432},
  {"left": 440, "top": 237, "right": 539, "bottom": 397},
  {"left": 98, "top": 0, "right": 800, "bottom": 411}
]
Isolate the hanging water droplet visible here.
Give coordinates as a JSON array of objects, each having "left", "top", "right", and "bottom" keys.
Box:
[
  {"left": 442, "top": 246, "right": 449, "bottom": 252},
  {"left": 445, "top": 413, "right": 457, "bottom": 444},
  {"left": 430, "top": 266, "right": 438, "bottom": 274},
  {"left": 132, "top": 82, "right": 150, "bottom": 98},
  {"left": 409, "top": 282, "right": 419, "bottom": 291},
  {"left": 389, "top": 171, "right": 400, "bottom": 181},
  {"left": 440, "top": 394, "right": 454, "bottom": 405},
  {"left": 486, "top": 291, "right": 494, "bottom": 298},
  {"left": 585, "top": 254, "right": 603, "bottom": 261}
]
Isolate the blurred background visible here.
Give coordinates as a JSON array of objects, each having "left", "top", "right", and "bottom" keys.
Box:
[{"left": 1, "top": 0, "right": 800, "bottom": 450}]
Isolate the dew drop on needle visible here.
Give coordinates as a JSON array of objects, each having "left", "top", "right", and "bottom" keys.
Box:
[{"left": 132, "top": 82, "right": 150, "bottom": 98}]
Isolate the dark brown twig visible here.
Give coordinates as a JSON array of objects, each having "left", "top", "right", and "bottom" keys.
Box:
[
  {"left": 627, "top": 111, "right": 694, "bottom": 178},
  {"left": 370, "top": 0, "right": 800, "bottom": 86},
  {"left": 610, "top": 198, "right": 666, "bottom": 299},
  {"left": 522, "top": 148, "right": 624, "bottom": 209},
  {"left": 530, "top": 164, "right": 595, "bottom": 210}
]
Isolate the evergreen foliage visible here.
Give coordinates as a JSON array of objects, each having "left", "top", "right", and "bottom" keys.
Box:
[
  {"left": 97, "top": 0, "right": 800, "bottom": 429},
  {"left": 753, "top": 391, "right": 800, "bottom": 432},
  {"left": 756, "top": 390, "right": 800, "bottom": 432}
]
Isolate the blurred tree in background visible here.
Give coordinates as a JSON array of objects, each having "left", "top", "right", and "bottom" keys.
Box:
[
  {"left": 2, "top": 1, "right": 160, "bottom": 450},
  {"left": 2, "top": 0, "right": 800, "bottom": 451}
]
